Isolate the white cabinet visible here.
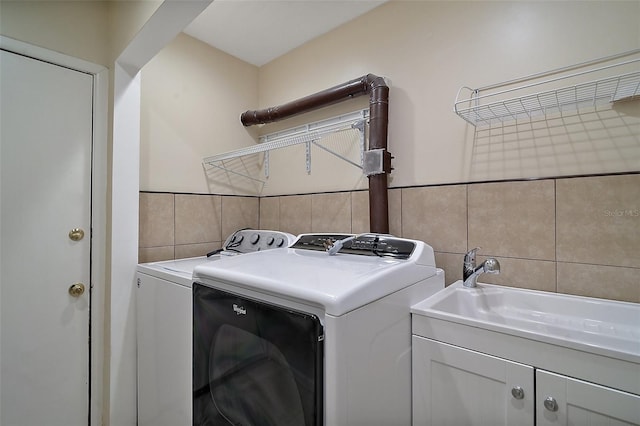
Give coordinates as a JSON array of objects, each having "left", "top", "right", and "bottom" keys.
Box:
[
  {"left": 412, "top": 337, "right": 640, "bottom": 426},
  {"left": 412, "top": 337, "right": 533, "bottom": 426},
  {"left": 537, "top": 370, "right": 640, "bottom": 426}
]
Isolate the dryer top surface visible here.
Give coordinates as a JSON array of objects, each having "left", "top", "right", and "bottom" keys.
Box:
[{"left": 194, "top": 234, "right": 440, "bottom": 316}]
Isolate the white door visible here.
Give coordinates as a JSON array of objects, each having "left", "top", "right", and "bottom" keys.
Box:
[
  {"left": 537, "top": 369, "right": 640, "bottom": 426},
  {"left": 412, "top": 336, "right": 534, "bottom": 426},
  {"left": 1, "top": 49, "right": 93, "bottom": 425}
]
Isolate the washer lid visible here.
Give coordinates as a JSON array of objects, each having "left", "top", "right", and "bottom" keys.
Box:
[
  {"left": 193, "top": 236, "right": 437, "bottom": 316},
  {"left": 137, "top": 256, "right": 222, "bottom": 287}
]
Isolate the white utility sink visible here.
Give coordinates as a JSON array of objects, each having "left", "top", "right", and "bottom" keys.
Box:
[{"left": 412, "top": 280, "right": 640, "bottom": 363}]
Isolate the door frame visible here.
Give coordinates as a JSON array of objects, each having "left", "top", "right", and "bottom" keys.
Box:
[{"left": 0, "top": 35, "right": 108, "bottom": 426}]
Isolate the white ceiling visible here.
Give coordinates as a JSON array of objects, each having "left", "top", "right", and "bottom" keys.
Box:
[{"left": 183, "top": 0, "right": 387, "bottom": 67}]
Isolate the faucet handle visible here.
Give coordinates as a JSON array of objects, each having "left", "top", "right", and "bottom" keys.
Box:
[
  {"left": 483, "top": 257, "right": 501, "bottom": 274},
  {"left": 464, "top": 247, "right": 481, "bottom": 265}
]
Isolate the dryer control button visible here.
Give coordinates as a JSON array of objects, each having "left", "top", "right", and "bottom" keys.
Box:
[{"left": 250, "top": 233, "right": 260, "bottom": 244}]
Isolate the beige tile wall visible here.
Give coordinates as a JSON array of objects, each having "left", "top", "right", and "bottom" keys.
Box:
[
  {"left": 138, "top": 193, "right": 259, "bottom": 263},
  {"left": 139, "top": 173, "right": 639, "bottom": 303}
]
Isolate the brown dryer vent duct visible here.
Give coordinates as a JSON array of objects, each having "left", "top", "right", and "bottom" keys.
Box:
[{"left": 240, "top": 74, "right": 391, "bottom": 234}]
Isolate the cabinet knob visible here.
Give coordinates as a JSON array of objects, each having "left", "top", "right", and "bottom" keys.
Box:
[
  {"left": 511, "top": 386, "right": 525, "bottom": 400},
  {"left": 543, "top": 396, "right": 558, "bottom": 412}
]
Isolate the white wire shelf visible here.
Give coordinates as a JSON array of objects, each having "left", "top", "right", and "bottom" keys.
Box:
[
  {"left": 203, "top": 109, "right": 369, "bottom": 188},
  {"left": 454, "top": 52, "right": 640, "bottom": 127}
]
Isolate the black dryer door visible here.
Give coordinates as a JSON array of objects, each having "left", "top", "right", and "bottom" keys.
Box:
[{"left": 193, "top": 283, "right": 323, "bottom": 426}]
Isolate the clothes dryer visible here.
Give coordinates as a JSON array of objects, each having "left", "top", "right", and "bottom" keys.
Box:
[{"left": 192, "top": 233, "right": 444, "bottom": 425}]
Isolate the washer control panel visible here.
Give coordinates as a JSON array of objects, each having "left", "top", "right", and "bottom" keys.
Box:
[
  {"left": 223, "top": 229, "right": 296, "bottom": 254},
  {"left": 291, "top": 233, "right": 417, "bottom": 259}
]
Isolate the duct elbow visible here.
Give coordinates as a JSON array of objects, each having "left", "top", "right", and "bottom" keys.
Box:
[{"left": 365, "top": 74, "right": 388, "bottom": 91}]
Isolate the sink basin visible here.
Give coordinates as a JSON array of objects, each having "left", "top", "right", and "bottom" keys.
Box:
[{"left": 412, "top": 280, "right": 640, "bottom": 363}]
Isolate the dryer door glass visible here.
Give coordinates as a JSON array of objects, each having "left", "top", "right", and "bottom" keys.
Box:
[{"left": 193, "top": 283, "right": 323, "bottom": 426}]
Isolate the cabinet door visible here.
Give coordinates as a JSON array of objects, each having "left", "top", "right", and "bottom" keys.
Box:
[
  {"left": 537, "top": 370, "right": 640, "bottom": 426},
  {"left": 412, "top": 336, "right": 533, "bottom": 426}
]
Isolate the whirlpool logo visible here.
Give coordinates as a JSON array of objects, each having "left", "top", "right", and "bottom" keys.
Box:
[{"left": 233, "top": 304, "right": 247, "bottom": 316}]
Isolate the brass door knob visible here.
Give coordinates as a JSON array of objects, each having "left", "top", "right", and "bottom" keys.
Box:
[
  {"left": 69, "top": 228, "right": 85, "bottom": 241},
  {"left": 68, "top": 283, "right": 85, "bottom": 297}
]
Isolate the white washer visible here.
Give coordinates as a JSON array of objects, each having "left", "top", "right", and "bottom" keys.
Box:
[
  {"left": 136, "top": 230, "right": 295, "bottom": 426},
  {"left": 192, "top": 233, "right": 444, "bottom": 425}
]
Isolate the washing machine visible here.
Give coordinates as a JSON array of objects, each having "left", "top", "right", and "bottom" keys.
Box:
[
  {"left": 136, "top": 229, "right": 296, "bottom": 426},
  {"left": 192, "top": 233, "right": 445, "bottom": 426}
]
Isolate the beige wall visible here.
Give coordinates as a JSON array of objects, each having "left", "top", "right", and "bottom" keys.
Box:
[
  {"left": 137, "top": 1, "right": 639, "bottom": 196},
  {"left": 139, "top": 173, "right": 640, "bottom": 303},
  {"left": 139, "top": 193, "right": 259, "bottom": 262},
  {"left": 0, "top": 1, "right": 110, "bottom": 65},
  {"left": 0, "top": 1, "right": 162, "bottom": 67},
  {"left": 137, "top": 0, "right": 639, "bottom": 303},
  {"left": 140, "top": 33, "right": 259, "bottom": 194},
  {"left": 107, "top": 1, "right": 164, "bottom": 64},
  {"left": 258, "top": 0, "right": 640, "bottom": 195}
]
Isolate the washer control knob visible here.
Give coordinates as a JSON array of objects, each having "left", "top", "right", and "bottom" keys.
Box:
[
  {"left": 235, "top": 235, "right": 244, "bottom": 244},
  {"left": 250, "top": 233, "right": 260, "bottom": 244},
  {"left": 266, "top": 236, "right": 275, "bottom": 246},
  {"left": 275, "top": 237, "right": 285, "bottom": 247}
]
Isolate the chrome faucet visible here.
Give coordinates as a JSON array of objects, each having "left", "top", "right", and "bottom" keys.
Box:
[{"left": 463, "top": 247, "right": 501, "bottom": 288}]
